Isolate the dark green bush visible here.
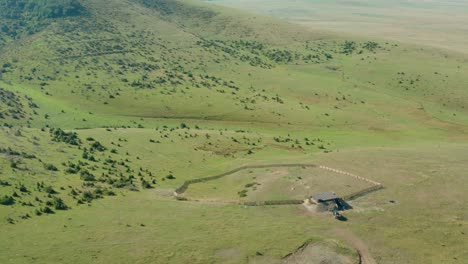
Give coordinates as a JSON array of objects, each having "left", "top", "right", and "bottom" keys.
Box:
[
  {"left": 19, "top": 184, "right": 28, "bottom": 193},
  {"left": 82, "top": 191, "right": 94, "bottom": 202},
  {"left": 44, "top": 186, "right": 57, "bottom": 194},
  {"left": 0, "top": 195, "right": 14, "bottom": 205},
  {"left": 42, "top": 206, "right": 54, "bottom": 214},
  {"left": 80, "top": 170, "right": 95, "bottom": 181},
  {"left": 44, "top": 163, "right": 58, "bottom": 171},
  {"left": 166, "top": 174, "right": 175, "bottom": 180},
  {"left": 238, "top": 189, "right": 247, "bottom": 197},
  {"left": 90, "top": 141, "right": 106, "bottom": 152},
  {"left": 50, "top": 128, "right": 81, "bottom": 145},
  {"left": 141, "top": 179, "right": 152, "bottom": 189},
  {"left": 53, "top": 197, "right": 68, "bottom": 210}
]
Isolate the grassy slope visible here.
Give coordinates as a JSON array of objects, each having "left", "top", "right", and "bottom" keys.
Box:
[{"left": 0, "top": 0, "right": 467, "bottom": 263}]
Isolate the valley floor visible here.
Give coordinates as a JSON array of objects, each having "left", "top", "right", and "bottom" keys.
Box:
[{"left": 1, "top": 126, "right": 467, "bottom": 263}]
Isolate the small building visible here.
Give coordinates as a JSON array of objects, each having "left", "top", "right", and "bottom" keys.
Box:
[
  {"left": 309, "top": 192, "right": 351, "bottom": 212},
  {"left": 309, "top": 192, "right": 339, "bottom": 213},
  {"left": 310, "top": 192, "right": 339, "bottom": 204}
]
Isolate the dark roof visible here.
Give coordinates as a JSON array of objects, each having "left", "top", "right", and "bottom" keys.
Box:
[{"left": 313, "top": 192, "right": 338, "bottom": 202}]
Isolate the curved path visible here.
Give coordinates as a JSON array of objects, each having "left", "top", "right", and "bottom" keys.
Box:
[{"left": 331, "top": 229, "right": 377, "bottom": 264}]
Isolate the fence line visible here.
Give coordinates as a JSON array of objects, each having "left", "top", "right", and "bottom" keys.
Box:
[
  {"left": 174, "top": 163, "right": 317, "bottom": 195},
  {"left": 175, "top": 195, "right": 304, "bottom": 206},
  {"left": 241, "top": 199, "right": 304, "bottom": 206},
  {"left": 318, "top": 165, "right": 382, "bottom": 186},
  {"left": 319, "top": 165, "right": 384, "bottom": 201},
  {"left": 174, "top": 163, "right": 383, "bottom": 204},
  {"left": 342, "top": 184, "right": 384, "bottom": 201}
]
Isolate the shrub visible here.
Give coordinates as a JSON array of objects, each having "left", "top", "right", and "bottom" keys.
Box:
[
  {"left": 19, "top": 184, "right": 28, "bottom": 193},
  {"left": 343, "top": 40, "right": 356, "bottom": 54},
  {"left": 141, "top": 179, "right": 152, "bottom": 189},
  {"left": 44, "top": 186, "right": 57, "bottom": 194},
  {"left": 82, "top": 191, "right": 94, "bottom": 202},
  {"left": 103, "top": 189, "right": 115, "bottom": 196},
  {"left": 44, "top": 163, "right": 58, "bottom": 171},
  {"left": 245, "top": 182, "right": 257, "bottom": 188},
  {"left": 0, "top": 195, "right": 14, "bottom": 205},
  {"left": 238, "top": 189, "right": 248, "bottom": 197},
  {"left": 50, "top": 128, "right": 81, "bottom": 145},
  {"left": 42, "top": 206, "right": 54, "bottom": 214},
  {"left": 80, "top": 170, "right": 95, "bottom": 181},
  {"left": 53, "top": 197, "right": 68, "bottom": 210},
  {"left": 9, "top": 160, "right": 18, "bottom": 168},
  {"left": 0, "top": 180, "right": 10, "bottom": 186},
  {"left": 90, "top": 141, "right": 106, "bottom": 152}
]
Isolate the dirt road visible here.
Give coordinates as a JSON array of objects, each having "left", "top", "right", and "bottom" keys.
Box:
[{"left": 331, "top": 229, "right": 377, "bottom": 264}]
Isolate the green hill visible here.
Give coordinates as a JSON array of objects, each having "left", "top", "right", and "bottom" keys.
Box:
[{"left": 0, "top": 0, "right": 467, "bottom": 263}]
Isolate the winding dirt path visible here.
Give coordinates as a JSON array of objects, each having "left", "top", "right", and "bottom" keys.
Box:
[{"left": 331, "top": 229, "right": 377, "bottom": 264}]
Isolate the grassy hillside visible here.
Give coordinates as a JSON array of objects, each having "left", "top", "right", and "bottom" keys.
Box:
[{"left": 0, "top": 0, "right": 467, "bottom": 263}]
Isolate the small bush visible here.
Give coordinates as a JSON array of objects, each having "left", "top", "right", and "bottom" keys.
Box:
[
  {"left": 141, "top": 179, "right": 152, "bottom": 189},
  {"left": 238, "top": 189, "right": 248, "bottom": 197},
  {"left": 44, "top": 163, "right": 58, "bottom": 171},
  {"left": 0, "top": 195, "right": 15, "bottom": 205},
  {"left": 10, "top": 160, "right": 18, "bottom": 168},
  {"left": 90, "top": 141, "right": 106, "bottom": 152},
  {"left": 19, "top": 184, "right": 28, "bottom": 193},
  {"left": 53, "top": 197, "right": 68, "bottom": 210},
  {"left": 42, "top": 206, "right": 54, "bottom": 214},
  {"left": 245, "top": 182, "right": 257, "bottom": 188},
  {"left": 0, "top": 180, "right": 10, "bottom": 186},
  {"left": 103, "top": 189, "right": 115, "bottom": 196},
  {"left": 44, "top": 186, "right": 57, "bottom": 194},
  {"left": 50, "top": 128, "right": 81, "bottom": 145},
  {"left": 80, "top": 170, "right": 95, "bottom": 181},
  {"left": 82, "top": 191, "right": 94, "bottom": 202}
]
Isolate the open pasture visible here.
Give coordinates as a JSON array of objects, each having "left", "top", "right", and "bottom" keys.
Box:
[
  {"left": 182, "top": 165, "right": 375, "bottom": 202},
  {"left": 206, "top": 0, "right": 468, "bottom": 53}
]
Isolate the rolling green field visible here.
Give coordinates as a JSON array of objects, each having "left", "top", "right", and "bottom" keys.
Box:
[{"left": 0, "top": 0, "right": 467, "bottom": 263}]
